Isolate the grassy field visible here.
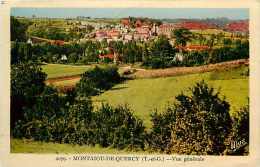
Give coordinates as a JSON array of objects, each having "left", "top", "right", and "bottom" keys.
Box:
[
  {"left": 93, "top": 65, "right": 249, "bottom": 128},
  {"left": 42, "top": 64, "right": 91, "bottom": 79},
  {"left": 11, "top": 139, "right": 148, "bottom": 154},
  {"left": 42, "top": 63, "right": 248, "bottom": 128},
  {"left": 12, "top": 65, "right": 248, "bottom": 153}
]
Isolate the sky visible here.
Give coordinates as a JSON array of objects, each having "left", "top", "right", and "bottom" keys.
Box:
[{"left": 11, "top": 8, "right": 249, "bottom": 20}]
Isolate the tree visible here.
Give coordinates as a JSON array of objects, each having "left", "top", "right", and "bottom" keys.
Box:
[
  {"left": 223, "top": 38, "right": 232, "bottom": 46},
  {"left": 225, "top": 104, "right": 249, "bottom": 155},
  {"left": 167, "top": 81, "right": 232, "bottom": 155},
  {"left": 11, "top": 42, "right": 34, "bottom": 64},
  {"left": 142, "top": 35, "right": 175, "bottom": 69},
  {"left": 197, "top": 34, "right": 206, "bottom": 45},
  {"left": 75, "top": 65, "right": 121, "bottom": 97},
  {"left": 11, "top": 16, "right": 31, "bottom": 42},
  {"left": 68, "top": 52, "right": 79, "bottom": 63},
  {"left": 172, "top": 28, "right": 192, "bottom": 47},
  {"left": 95, "top": 104, "right": 146, "bottom": 150},
  {"left": 11, "top": 63, "right": 47, "bottom": 129},
  {"left": 150, "top": 35, "right": 174, "bottom": 58},
  {"left": 148, "top": 81, "right": 232, "bottom": 155}
]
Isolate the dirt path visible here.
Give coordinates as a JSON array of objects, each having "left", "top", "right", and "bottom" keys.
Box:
[
  {"left": 46, "top": 74, "right": 81, "bottom": 84},
  {"left": 130, "top": 59, "right": 249, "bottom": 78},
  {"left": 46, "top": 59, "right": 249, "bottom": 86}
]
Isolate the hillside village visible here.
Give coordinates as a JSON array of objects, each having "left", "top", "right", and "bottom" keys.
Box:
[
  {"left": 24, "top": 17, "right": 249, "bottom": 63},
  {"left": 27, "top": 17, "right": 249, "bottom": 43}
]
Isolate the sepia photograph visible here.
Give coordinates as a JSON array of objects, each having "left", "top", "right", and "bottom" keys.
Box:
[{"left": 9, "top": 7, "right": 250, "bottom": 156}]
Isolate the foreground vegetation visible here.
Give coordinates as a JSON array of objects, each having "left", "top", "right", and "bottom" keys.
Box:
[
  {"left": 11, "top": 63, "right": 249, "bottom": 155},
  {"left": 11, "top": 139, "right": 147, "bottom": 154}
]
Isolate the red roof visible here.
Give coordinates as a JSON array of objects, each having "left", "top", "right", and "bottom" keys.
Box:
[
  {"left": 177, "top": 45, "right": 209, "bottom": 51},
  {"left": 225, "top": 21, "right": 249, "bottom": 32},
  {"left": 135, "top": 19, "right": 143, "bottom": 27},
  {"left": 136, "top": 26, "right": 150, "bottom": 34},
  {"left": 121, "top": 18, "right": 130, "bottom": 26},
  {"left": 178, "top": 21, "right": 216, "bottom": 30},
  {"left": 99, "top": 54, "right": 114, "bottom": 60},
  {"left": 53, "top": 40, "right": 65, "bottom": 46},
  {"left": 107, "top": 29, "right": 120, "bottom": 38},
  {"left": 96, "top": 31, "right": 107, "bottom": 37}
]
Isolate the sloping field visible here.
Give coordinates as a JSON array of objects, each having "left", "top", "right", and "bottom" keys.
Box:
[
  {"left": 131, "top": 59, "right": 248, "bottom": 78},
  {"left": 42, "top": 63, "right": 92, "bottom": 79},
  {"left": 45, "top": 59, "right": 248, "bottom": 88},
  {"left": 93, "top": 65, "right": 249, "bottom": 128}
]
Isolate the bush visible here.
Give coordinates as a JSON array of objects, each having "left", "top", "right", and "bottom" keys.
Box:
[
  {"left": 11, "top": 63, "right": 47, "bottom": 128},
  {"left": 13, "top": 87, "right": 146, "bottom": 150},
  {"left": 94, "top": 104, "right": 146, "bottom": 150},
  {"left": 13, "top": 86, "right": 95, "bottom": 145},
  {"left": 225, "top": 105, "right": 249, "bottom": 155},
  {"left": 148, "top": 81, "right": 232, "bottom": 155},
  {"left": 142, "top": 58, "right": 166, "bottom": 69},
  {"left": 148, "top": 109, "right": 176, "bottom": 152},
  {"left": 76, "top": 65, "right": 121, "bottom": 97}
]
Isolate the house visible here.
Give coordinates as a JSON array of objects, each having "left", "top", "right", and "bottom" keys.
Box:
[
  {"left": 53, "top": 40, "right": 65, "bottom": 46},
  {"left": 27, "top": 38, "right": 33, "bottom": 45},
  {"left": 61, "top": 55, "right": 67, "bottom": 61},
  {"left": 98, "top": 47, "right": 121, "bottom": 63},
  {"left": 176, "top": 45, "right": 210, "bottom": 51},
  {"left": 99, "top": 54, "right": 114, "bottom": 60},
  {"left": 158, "top": 24, "right": 176, "bottom": 38},
  {"left": 98, "top": 53, "right": 121, "bottom": 64},
  {"left": 133, "top": 32, "right": 150, "bottom": 41},
  {"left": 95, "top": 30, "right": 108, "bottom": 41},
  {"left": 186, "top": 45, "right": 209, "bottom": 51},
  {"left": 107, "top": 29, "right": 121, "bottom": 40},
  {"left": 123, "top": 34, "right": 133, "bottom": 41},
  {"left": 174, "top": 52, "right": 184, "bottom": 62},
  {"left": 135, "top": 19, "right": 143, "bottom": 27},
  {"left": 136, "top": 25, "right": 150, "bottom": 34},
  {"left": 121, "top": 18, "right": 131, "bottom": 27}
]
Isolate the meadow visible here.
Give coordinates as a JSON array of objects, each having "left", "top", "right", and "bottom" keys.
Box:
[
  {"left": 12, "top": 65, "right": 249, "bottom": 153},
  {"left": 42, "top": 63, "right": 91, "bottom": 79},
  {"left": 92, "top": 65, "right": 249, "bottom": 128},
  {"left": 41, "top": 63, "right": 248, "bottom": 128}
]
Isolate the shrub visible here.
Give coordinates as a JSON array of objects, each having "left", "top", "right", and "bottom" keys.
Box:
[
  {"left": 11, "top": 63, "right": 47, "bottom": 129},
  {"left": 76, "top": 65, "right": 121, "bottom": 97},
  {"left": 142, "top": 58, "right": 166, "bottom": 69},
  {"left": 148, "top": 81, "right": 232, "bottom": 155},
  {"left": 225, "top": 105, "right": 249, "bottom": 155},
  {"left": 147, "top": 109, "right": 176, "bottom": 152},
  {"left": 13, "top": 86, "right": 95, "bottom": 145},
  {"left": 169, "top": 81, "right": 232, "bottom": 155},
  {"left": 13, "top": 86, "right": 68, "bottom": 141},
  {"left": 13, "top": 89, "right": 146, "bottom": 150},
  {"left": 94, "top": 104, "right": 146, "bottom": 150}
]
